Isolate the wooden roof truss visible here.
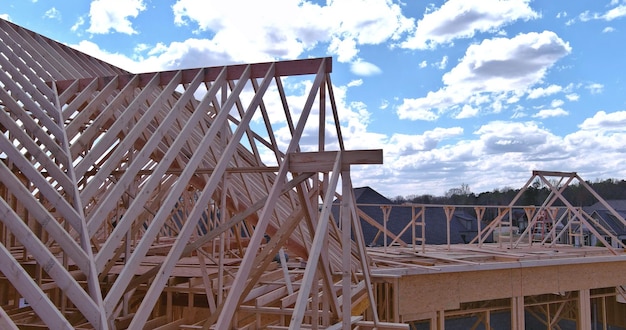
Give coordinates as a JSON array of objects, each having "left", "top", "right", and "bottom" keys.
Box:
[
  {"left": 0, "top": 18, "right": 395, "bottom": 329},
  {"left": 472, "top": 170, "right": 626, "bottom": 253}
]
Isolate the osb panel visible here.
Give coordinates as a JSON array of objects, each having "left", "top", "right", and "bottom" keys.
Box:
[
  {"left": 556, "top": 261, "right": 626, "bottom": 292},
  {"left": 398, "top": 272, "right": 460, "bottom": 315},
  {"left": 397, "top": 259, "right": 626, "bottom": 317},
  {"left": 457, "top": 268, "right": 518, "bottom": 302},
  {"left": 519, "top": 265, "right": 562, "bottom": 296}
]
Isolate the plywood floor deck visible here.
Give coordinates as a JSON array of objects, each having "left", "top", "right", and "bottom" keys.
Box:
[{"left": 369, "top": 243, "right": 626, "bottom": 275}]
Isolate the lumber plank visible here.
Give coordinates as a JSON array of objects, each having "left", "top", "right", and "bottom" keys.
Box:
[{"left": 288, "top": 149, "right": 383, "bottom": 172}]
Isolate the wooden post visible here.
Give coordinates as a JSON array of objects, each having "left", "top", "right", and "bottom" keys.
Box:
[
  {"left": 444, "top": 206, "right": 455, "bottom": 250},
  {"left": 484, "top": 310, "right": 491, "bottom": 329},
  {"left": 437, "top": 310, "right": 445, "bottom": 330},
  {"left": 382, "top": 205, "right": 391, "bottom": 252},
  {"left": 511, "top": 296, "right": 525, "bottom": 330},
  {"left": 474, "top": 207, "right": 485, "bottom": 246},
  {"left": 288, "top": 152, "right": 342, "bottom": 329},
  {"left": 429, "top": 313, "right": 437, "bottom": 330},
  {"left": 578, "top": 289, "right": 591, "bottom": 330},
  {"left": 341, "top": 173, "right": 351, "bottom": 330}
]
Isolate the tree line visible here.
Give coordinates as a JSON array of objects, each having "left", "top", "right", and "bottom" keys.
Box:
[{"left": 390, "top": 178, "right": 626, "bottom": 207}]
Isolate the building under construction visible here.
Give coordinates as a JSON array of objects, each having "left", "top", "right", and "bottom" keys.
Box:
[{"left": 1, "top": 18, "right": 626, "bottom": 329}]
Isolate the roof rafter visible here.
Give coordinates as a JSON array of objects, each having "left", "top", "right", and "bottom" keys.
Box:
[{"left": 0, "top": 17, "right": 394, "bottom": 330}]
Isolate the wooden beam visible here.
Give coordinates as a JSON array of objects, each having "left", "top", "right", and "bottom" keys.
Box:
[
  {"left": 354, "top": 321, "right": 409, "bottom": 330},
  {"left": 101, "top": 66, "right": 236, "bottom": 316},
  {"left": 76, "top": 72, "right": 183, "bottom": 200},
  {"left": 0, "top": 243, "right": 73, "bottom": 330},
  {"left": 347, "top": 176, "right": 381, "bottom": 325},
  {"left": 0, "top": 87, "right": 68, "bottom": 174},
  {"left": 532, "top": 170, "right": 577, "bottom": 177},
  {"left": 0, "top": 52, "right": 62, "bottom": 138},
  {"left": 511, "top": 296, "right": 525, "bottom": 330},
  {"left": 578, "top": 289, "right": 591, "bottom": 329},
  {"left": 341, "top": 173, "right": 352, "bottom": 330},
  {"left": 288, "top": 149, "right": 383, "bottom": 172},
  {"left": 65, "top": 76, "right": 120, "bottom": 142},
  {"left": 213, "top": 54, "right": 328, "bottom": 330},
  {"left": 0, "top": 198, "right": 102, "bottom": 327},
  {"left": 183, "top": 173, "right": 313, "bottom": 256},
  {"left": 126, "top": 62, "right": 277, "bottom": 329},
  {"left": 53, "top": 57, "right": 333, "bottom": 93},
  {"left": 289, "top": 152, "right": 342, "bottom": 329},
  {"left": 73, "top": 73, "right": 161, "bottom": 178},
  {"left": 0, "top": 305, "right": 18, "bottom": 330},
  {"left": 0, "top": 161, "right": 91, "bottom": 273},
  {"left": 87, "top": 68, "right": 218, "bottom": 242},
  {"left": 0, "top": 19, "right": 66, "bottom": 80},
  {"left": 357, "top": 208, "right": 407, "bottom": 247}
]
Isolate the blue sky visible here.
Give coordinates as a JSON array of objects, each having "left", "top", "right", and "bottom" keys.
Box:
[{"left": 2, "top": 0, "right": 626, "bottom": 198}]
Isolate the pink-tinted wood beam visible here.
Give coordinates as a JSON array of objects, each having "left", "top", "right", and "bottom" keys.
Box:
[{"left": 52, "top": 57, "right": 333, "bottom": 93}]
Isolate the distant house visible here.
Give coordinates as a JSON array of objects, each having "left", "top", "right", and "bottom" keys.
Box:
[
  {"left": 333, "top": 187, "right": 482, "bottom": 247},
  {"left": 583, "top": 200, "right": 626, "bottom": 247}
]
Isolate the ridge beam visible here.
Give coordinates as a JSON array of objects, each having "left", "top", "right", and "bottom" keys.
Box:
[{"left": 52, "top": 57, "right": 333, "bottom": 93}]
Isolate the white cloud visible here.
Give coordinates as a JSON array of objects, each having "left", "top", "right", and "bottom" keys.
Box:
[
  {"left": 112, "top": 38, "right": 238, "bottom": 72},
  {"left": 527, "top": 84, "right": 563, "bottom": 99},
  {"left": 379, "top": 99, "right": 389, "bottom": 110},
  {"left": 402, "top": 0, "right": 539, "bottom": 50},
  {"left": 329, "top": 37, "right": 358, "bottom": 63},
  {"left": 397, "top": 96, "right": 442, "bottom": 121},
  {"left": 373, "top": 110, "right": 626, "bottom": 197},
  {"left": 43, "top": 7, "right": 61, "bottom": 20},
  {"left": 397, "top": 31, "right": 571, "bottom": 120},
  {"left": 604, "top": 5, "right": 626, "bottom": 21},
  {"left": 442, "top": 32, "right": 570, "bottom": 90},
  {"left": 476, "top": 121, "right": 552, "bottom": 153},
  {"left": 71, "top": 16, "right": 85, "bottom": 32},
  {"left": 550, "top": 99, "right": 564, "bottom": 107},
  {"left": 603, "top": 26, "right": 616, "bottom": 33},
  {"left": 350, "top": 60, "right": 382, "bottom": 76},
  {"left": 560, "top": 111, "right": 626, "bottom": 179},
  {"left": 71, "top": 40, "right": 139, "bottom": 70},
  {"left": 87, "top": 0, "right": 146, "bottom": 35},
  {"left": 0, "top": 14, "right": 10, "bottom": 21},
  {"left": 586, "top": 83, "right": 604, "bottom": 94},
  {"left": 146, "top": 42, "right": 168, "bottom": 56},
  {"left": 507, "top": 94, "right": 521, "bottom": 104},
  {"left": 133, "top": 43, "right": 150, "bottom": 53},
  {"left": 579, "top": 110, "right": 626, "bottom": 130},
  {"left": 171, "top": 0, "right": 413, "bottom": 64},
  {"left": 532, "top": 108, "right": 568, "bottom": 119},
  {"left": 418, "top": 60, "right": 427, "bottom": 68},
  {"left": 347, "top": 79, "right": 363, "bottom": 88},
  {"left": 565, "top": 93, "right": 579, "bottom": 101},
  {"left": 456, "top": 104, "right": 478, "bottom": 119},
  {"left": 578, "top": 11, "right": 590, "bottom": 22},
  {"left": 388, "top": 127, "right": 464, "bottom": 156},
  {"left": 577, "top": 4, "right": 626, "bottom": 24},
  {"left": 435, "top": 55, "right": 448, "bottom": 69}
]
